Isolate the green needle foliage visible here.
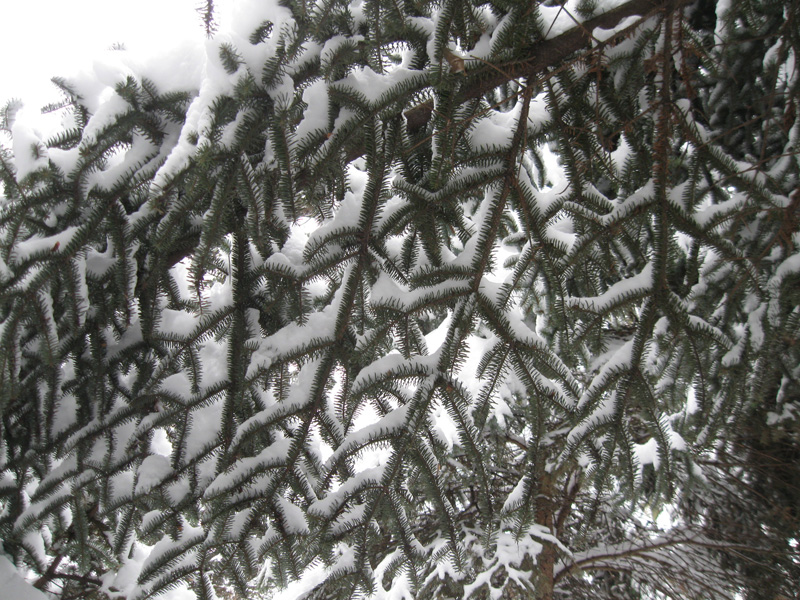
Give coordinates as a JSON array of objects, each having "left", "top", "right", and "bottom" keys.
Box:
[{"left": 1, "top": 0, "right": 798, "bottom": 599}]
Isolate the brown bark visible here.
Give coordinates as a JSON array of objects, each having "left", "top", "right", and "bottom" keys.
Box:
[
  {"left": 536, "top": 473, "right": 557, "bottom": 600},
  {"left": 405, "top": 0, "right": 689, "bottom": 134}
]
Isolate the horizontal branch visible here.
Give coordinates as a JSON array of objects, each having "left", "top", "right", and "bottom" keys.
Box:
[
  {"left": 405, "top": 0, "right": 688, "bottom": 133},
  {"left": 554, "top": 529, "right": 777, "bottom": 583}
]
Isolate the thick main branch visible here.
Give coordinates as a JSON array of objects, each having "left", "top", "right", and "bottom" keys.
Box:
[{"left": 405, "top": 0, "right": 687, "bottom": 133}]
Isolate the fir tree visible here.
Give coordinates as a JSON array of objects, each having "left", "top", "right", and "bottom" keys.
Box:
[{"left": 1, "top": 0, "right": 798, "bottom": 599}]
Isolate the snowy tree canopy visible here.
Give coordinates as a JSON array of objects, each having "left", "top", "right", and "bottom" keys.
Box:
[{"left": 1, "top": 0, "right": 799, "bottom": 599}]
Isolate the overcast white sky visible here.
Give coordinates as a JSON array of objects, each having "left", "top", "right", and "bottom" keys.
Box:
[{"left": 1, "top": 0, "right": 232, "bottom": 129}]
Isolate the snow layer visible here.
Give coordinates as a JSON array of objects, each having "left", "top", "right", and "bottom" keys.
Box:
[{"left": 0, "top": 554, "right": 48, "bottom": 600}]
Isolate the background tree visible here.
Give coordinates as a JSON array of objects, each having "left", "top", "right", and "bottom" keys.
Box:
[{"left": 1, "top": 0, "right": 798, "bottom": 599}]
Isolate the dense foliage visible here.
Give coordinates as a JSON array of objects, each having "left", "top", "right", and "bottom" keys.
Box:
[{"left": 1, "top": 0, "right": 798, "bottom": 598}]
